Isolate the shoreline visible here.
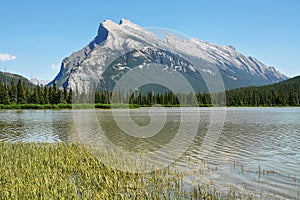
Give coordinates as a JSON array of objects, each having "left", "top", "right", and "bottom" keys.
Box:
[{"left": 1, "top": 103, "right": 300, "bottom": 110}]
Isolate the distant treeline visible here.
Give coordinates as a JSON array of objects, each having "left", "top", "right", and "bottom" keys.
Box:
[
  {"left": 0, "top": 78, "right": 300, "bottom": 108},
  {"left": 0, "top": 79, "right": 213, "bottom": 107},
  {"left": 226, "top": 79, "right": 300, "bottom": 106}
]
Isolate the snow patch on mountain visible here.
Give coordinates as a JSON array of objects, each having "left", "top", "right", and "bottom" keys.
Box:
[
  {"left": 200, "top": 69, "right": 216, "bottom": 76},
  {"left": 30, "top": 77, "right": 49, "bottom": 86}
]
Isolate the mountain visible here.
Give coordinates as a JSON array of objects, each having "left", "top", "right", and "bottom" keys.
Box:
[
  {"left": 226, "top": 76, "right": 300, "bottom": 106},
  {"left": 0, "top": 71, "right": 33, "bottom": 88},
  {"left": 51, "top": 19, "right": 288, "bottom": 93},
  {"left": 30, "top": 77, "right": 49, "bottom": 86}
]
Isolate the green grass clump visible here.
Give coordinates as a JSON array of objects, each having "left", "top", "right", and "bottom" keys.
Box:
[{"left": 0, "top": 142, "right": 253, "bottom": 199}]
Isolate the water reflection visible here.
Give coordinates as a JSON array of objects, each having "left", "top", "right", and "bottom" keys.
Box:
[
  {"left": 0, "top": 110, "right": 75, "bottom": 143},
  {"left": 96, "top": 109, "right": 181, "bottom": 152}
]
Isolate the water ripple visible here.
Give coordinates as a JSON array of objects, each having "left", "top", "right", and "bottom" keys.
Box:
[{"left": 0, "top": 108, "right": 299, "bottom": 199}]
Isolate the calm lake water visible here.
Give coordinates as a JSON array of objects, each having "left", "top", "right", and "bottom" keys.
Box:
[{"left": 0, "top": 107, "right": 299, "bottom": 199}]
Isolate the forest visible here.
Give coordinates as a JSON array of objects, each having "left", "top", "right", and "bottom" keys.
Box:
[
  {"left": 0, "top": 76, "right": 299, "bottom": 108},
  {"left": 226, "top": 76, "right": 300, "bottom": 106}
]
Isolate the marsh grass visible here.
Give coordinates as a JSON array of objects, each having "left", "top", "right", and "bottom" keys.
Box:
[{"left": 0, "top": 142, "right": 253, "bottom": 199}]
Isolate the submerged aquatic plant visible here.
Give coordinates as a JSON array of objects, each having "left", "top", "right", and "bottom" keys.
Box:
[{"left": 0, "top": 142, "right": 253, "bottom": 199}]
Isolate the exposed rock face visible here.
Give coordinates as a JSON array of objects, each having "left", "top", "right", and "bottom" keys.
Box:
[{"left": 51, "top": 19, "right": 288, "bottom": 93}]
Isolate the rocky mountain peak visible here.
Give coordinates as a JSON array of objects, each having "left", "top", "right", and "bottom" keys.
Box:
[
  {"left": 119, "top": 18, "right": 140, "bottom": 27},
  {"left": 51, "top": 19, "right": 288, "bottom": 93}
]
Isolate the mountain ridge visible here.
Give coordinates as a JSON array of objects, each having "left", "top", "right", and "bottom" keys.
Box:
[
  {"left": 0, "top": 71, "right": 33, "bottom": 88},
  {"left": 51, "top": 19, "right": 288, "bottom": 93}
]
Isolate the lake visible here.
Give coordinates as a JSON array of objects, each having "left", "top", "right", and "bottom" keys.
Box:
[{"left": 0, "top": 107, "right": 299, "bottom": 199}]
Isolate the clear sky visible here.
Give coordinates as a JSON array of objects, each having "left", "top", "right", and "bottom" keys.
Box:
[{"left": 0, "top": 0, "right": 299, "bottom": 81}]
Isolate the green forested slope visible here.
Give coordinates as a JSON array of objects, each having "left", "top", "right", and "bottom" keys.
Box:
[
  {"left": 0, "top": 71, "right": 33, "bottom": 88},
  {"left": 226, "top": 76, "right": 300, "bottom": 106}
]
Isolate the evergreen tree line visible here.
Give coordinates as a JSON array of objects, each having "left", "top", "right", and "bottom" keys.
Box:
[
  {"left": 0, "top": 80, "right": 72, "bottom": 105},
  {"left": 226, "top": 81, "right": 300, "bottom": 106},
  {"left": 96, "top": 90, "right": 212, "bottom": 106},
  {"left": 1, "top": 78, "right": 300, "bottom": 107},
  {"left": 0, "top": 79, "right": 212, "bottom": 106}
]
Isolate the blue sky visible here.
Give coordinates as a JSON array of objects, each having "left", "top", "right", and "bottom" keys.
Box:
[{"left": 0, "top": 0, "right": 299, "bottom": 80}]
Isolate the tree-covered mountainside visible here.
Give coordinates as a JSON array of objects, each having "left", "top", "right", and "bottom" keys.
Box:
[
  {"left": 0, "top": 71, "right": 33, "bottom": 88},
  {"left": 226, "top": 76, "right": 300, "bottom": 106},
  {"left": 279, "top": 75, "right": 300, "bottom": 84}
]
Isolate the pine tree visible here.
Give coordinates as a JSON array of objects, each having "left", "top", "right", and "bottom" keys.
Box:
[
  {"left": 3, "top": 85, "right": 10, "bottom": 105},
  {"left": 44, "top": 86, "right": 49, "bottom": 104},
  {"left": 17, "top": 80, "right": 26, "bottom": 104},
  {"left": 67, "top": 88, "right": 73, "bottom": 104},
  {"left": 9, "top": 80, "right": 17, "bottom": 103}
]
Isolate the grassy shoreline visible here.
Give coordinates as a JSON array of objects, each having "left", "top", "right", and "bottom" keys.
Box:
[{"left": 0, "top": 142, "right": 253, "bottom": 199}]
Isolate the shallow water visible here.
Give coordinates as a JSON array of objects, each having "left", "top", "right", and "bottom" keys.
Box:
[{"left": 0, "top": 107, "right": 299, "bottom": 199}]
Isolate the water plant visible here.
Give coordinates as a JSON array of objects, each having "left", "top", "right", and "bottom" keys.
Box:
[{"left": 0, "top": 142, "right": 253, "bottom": 199}]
